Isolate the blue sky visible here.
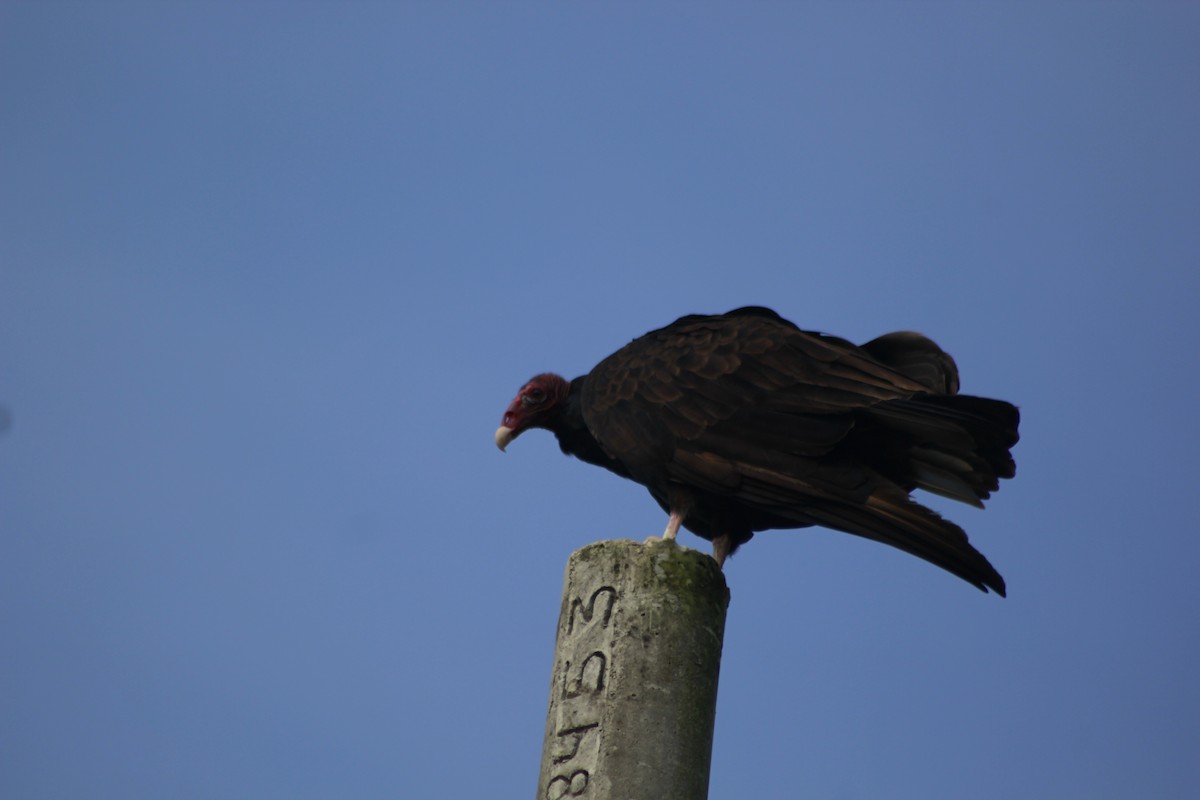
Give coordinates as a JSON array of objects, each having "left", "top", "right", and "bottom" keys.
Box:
[{"left": 2, "top": 3, "right": 1198, "bottom": 798}]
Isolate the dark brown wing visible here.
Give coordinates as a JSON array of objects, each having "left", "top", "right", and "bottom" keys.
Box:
[
  {"left": 580, "top": 307, "right": 932, "bottom": 477},
  {"left": 861, "top": 330, "right": 960, "bottom": 394},
  {"left": 579, "top": 307, "right": 1013, "bottom": 594}
]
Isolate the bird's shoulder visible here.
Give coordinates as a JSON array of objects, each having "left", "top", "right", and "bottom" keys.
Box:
[{"left": 581, "top": 307, "right": 918, "bottom": 421}]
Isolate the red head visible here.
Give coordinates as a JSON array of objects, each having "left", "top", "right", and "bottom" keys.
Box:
[{"left": 494, "top": 373, "right": 571, "bottom": 451}]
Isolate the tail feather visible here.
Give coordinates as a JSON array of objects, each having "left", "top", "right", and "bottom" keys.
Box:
[
  {"left": 859, "top": 394, "right": 1019, "bottom": 504},
  {"left": 909, "top": 447, "right": 985, "bottom": 508},
  {"left": 808, "top": 487, "right": 1006, "bottom": 595}
]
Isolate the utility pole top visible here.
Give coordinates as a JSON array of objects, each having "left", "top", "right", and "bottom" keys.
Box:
[{"left": 537, "top": 539, "right": 730, "bottom": 800}]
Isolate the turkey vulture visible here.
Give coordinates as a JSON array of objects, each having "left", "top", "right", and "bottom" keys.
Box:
[{"left": 495, "top": 307, "right": 1018, "bottom": 595}]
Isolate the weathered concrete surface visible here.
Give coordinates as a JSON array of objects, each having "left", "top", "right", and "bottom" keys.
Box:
[{"left": 537, "top": 539, "right": 731, "bottom": 800}]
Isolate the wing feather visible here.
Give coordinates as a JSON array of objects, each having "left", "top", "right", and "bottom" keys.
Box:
[{"left": 581, "top": 309, "right": 926, "bottom": 456}]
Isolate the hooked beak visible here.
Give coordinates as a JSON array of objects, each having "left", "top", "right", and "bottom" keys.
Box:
[{"left": 494, "top": 425, "right": 516, "bottom": 452}]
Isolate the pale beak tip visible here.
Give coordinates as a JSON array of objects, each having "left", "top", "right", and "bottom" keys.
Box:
[{"left": 494, "top": 425, "right": 515, "bottom": 452}]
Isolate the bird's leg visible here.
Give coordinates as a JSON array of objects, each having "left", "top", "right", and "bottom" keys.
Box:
[
  {"left": 711, "top": 534, "right": 732, "bottom": 569},
  {"left": 663, "top": 511, "right": 682, "bottom": 541},
  {"left": 645, "top": 511, "right": 683, "bottom": 546},
  {"left": 647, "top": 490, "right": 692, "bottom": 546}
]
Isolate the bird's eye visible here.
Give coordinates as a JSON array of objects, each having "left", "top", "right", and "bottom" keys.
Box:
[{"left": 523, "top": 387, "right": 547, "bottom": 407}]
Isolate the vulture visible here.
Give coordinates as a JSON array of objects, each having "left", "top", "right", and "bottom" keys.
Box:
[{"left": 495, "top": 307, "right": 1018, "bottom": 595}]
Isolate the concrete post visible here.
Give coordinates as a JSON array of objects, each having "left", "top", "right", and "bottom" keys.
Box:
[{"left": 536, "top": 539, "right": 731, "bottom": 800}]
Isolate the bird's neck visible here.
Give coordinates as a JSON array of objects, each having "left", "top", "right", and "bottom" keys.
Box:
[{"left": 551, "top": 378, "right": 631, "bottom": 478}]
